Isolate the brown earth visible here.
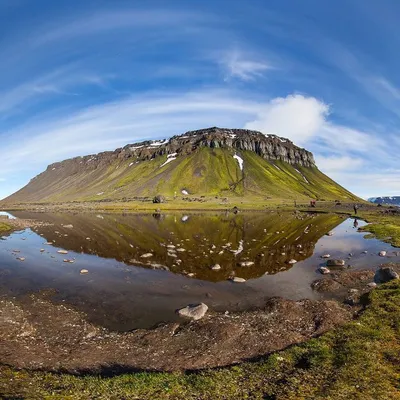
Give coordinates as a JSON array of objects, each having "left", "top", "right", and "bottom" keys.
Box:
[{"left": 0, "top": 291, "right": 354, "bottom": 373}]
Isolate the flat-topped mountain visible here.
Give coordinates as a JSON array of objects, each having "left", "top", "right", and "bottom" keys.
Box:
[{"left": 3, "top": 127, "right": 358, "bottom": 203}]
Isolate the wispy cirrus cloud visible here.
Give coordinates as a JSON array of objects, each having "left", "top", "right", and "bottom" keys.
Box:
[{"left": 219, "top": 48, "right": 272, "bottom": 81}]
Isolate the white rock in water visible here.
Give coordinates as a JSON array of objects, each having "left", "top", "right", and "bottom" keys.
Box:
[
  {"left": 288, "top": 259, "right": 297, "bottom": 264},
  {"left": 321, "top": 254, "right": 331, "bottom": 259},
  {"left": 80, "top": 269, "right": 89, "bottom": 274},
  {"left": 211, "top": 264, "right": 221, "bottom": 270},
  {"left": 16, "top": 257, "right": 25, "bottom": 261},
  {"left": 140, "top": 253, "right": 153, "bottom": 258},
  {"left": 379, "top": 251, "right": 387, "bottom": 257},
  {"left": 326, "top": 232, "right": 334, "bottom": 236},
  {"left": 319, "top": 266, "right": 331, "bottom": 275},
  {"left": 231, "top": 277, "right": 246, "bottom": 283},
  {"left": 239, "top": 261, "right": 254, "bottom": 267},
  {"left": 177, "top": 303, "right": 208, "bottom": 320},
  {"left": 57, "top": 250, "right": 68, "bottom": 254}
]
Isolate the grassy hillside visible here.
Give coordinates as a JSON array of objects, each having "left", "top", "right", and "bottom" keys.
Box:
[{"left": 4, "top": 147, "right": 359, "bottom": 203}]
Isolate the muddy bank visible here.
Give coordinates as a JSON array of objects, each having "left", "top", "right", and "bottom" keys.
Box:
[
  {"left": 2, "top": 265, "right": 397, "bottom": 373},
  {"left": 0, "top": 291, "right": 353, "bottom": 373}
]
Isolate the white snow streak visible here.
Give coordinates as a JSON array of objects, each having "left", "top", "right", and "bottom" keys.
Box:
[
  {"left": 233, "top": 154, "right": 244, "bottom": 171},
  {"left": 150, "top": 139, "right": 168, "bottom": 147},
  {"left": 160, "top": 157, "right": 176, "bottom": 168},
  {"left": 273, "top": 164, "right": 281, "bottom": 171},
  {"left": 294, "top": 168, "right": 310, "bottom": 183}
]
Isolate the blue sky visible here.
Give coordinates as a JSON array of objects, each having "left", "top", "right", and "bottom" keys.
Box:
[{"left": 1, "top": 0, "right": 400, "bottom": 199}]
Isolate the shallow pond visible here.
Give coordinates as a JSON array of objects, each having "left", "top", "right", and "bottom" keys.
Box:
[{"left": 0, "top": 211, "right": 398, "bottom": 330}]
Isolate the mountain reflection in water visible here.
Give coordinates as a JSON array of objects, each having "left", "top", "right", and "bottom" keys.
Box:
[{"left": 12, "top": 211, "right": 344, "bottom": 281}]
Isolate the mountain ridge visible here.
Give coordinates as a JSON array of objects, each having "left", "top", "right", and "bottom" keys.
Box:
[{"left": 3, "top": 127, "right": 359, "bottom": 203}]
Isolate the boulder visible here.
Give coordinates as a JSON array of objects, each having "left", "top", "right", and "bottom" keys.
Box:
[
  {"left": 153, "top": 195, "right": 166, "bottom": 204},
  {"left": 379, "top": 251, "right": 387, "bottom": 257},
  {"left": 319, "top": 266, "right": 331, "bottom": 275},
  {"left": 375, "top": 267, "right": 399, "bottom": 283},
  {"left": 326, "top": 259, "right": 345, "bottom": 267},
  {"left": 177, "top": 303, "right": 208, "bottom": 320}
]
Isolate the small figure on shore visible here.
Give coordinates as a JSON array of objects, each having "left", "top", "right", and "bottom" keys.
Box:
[{"left": 353, "top": 204, "right": 359, "bottom": 215}]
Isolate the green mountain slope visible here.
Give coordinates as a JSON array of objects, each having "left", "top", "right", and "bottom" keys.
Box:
[{"left": 4, "top": 146, "right": 358, "bottom": 203}]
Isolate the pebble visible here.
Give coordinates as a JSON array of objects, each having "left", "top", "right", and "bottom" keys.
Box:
[
  {"left": 319, "top": 266, "right": 331, "bottom": 274},
  {"left": 16, "top": 257, "right": 25, "bottom": 261},
  {"left": 140, "top": 253, "right": 153, "bottom": 258},
  {"left": 211, "top": 264, "right": 221, "bottom": 271},
  {"left": 287, "top": 259, "right": 297, "bottom": 264},
  {"left": 321, "top": 254, "right": 331, "bottom": 258},
  {"left": 80, "top": 269, "right": 89, "bottom": 274},
  {"left": 57, "top": 250, "right": 68, "bottom": 255},
  {"left": 63, "top": 259, "right": 75, "bottom": 263},
  {"left": 231, "top": 277, "right": 246, "bottom": 283},
  {"left": 239, "top": 261, "right": 254, "bottom": 267},
  {"left": 379, "top": 251, "right": 387, "bottom": 257}
]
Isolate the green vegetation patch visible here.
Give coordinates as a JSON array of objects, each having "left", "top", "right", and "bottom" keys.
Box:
[
  {"left": 0, "top": 222, "right": 11, "bottom": 233},
  {"left": 358, "top": 212, "right": 400, "bottom": 247},
  {"left": 1, "top": 281, "right": 399, "bottom": 399}
]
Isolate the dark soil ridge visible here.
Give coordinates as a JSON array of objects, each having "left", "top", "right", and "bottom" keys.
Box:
[{"left": 1, "top": 291, "right": 355, "bottom": 374}]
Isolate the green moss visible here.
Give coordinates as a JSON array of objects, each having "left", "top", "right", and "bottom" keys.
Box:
[
  {"left": 2, "top": 281, "right": 399, "bottom": 399},
  {"left": 0, "top": 222, "right": 11, "bottom": 232},
  {"left": 358, "top": 212, "right": 400, "bottom": 247}
]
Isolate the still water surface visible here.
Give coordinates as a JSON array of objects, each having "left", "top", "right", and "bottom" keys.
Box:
[{"left": 0, "top": 211, "right": 398, "bottom": 330}]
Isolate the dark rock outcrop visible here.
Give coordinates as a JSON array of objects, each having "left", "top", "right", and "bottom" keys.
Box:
[{"left": 44, "top": 127, "right": 315, "bottom": 174}]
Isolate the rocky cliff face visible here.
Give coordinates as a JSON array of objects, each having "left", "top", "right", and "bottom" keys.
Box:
[{"left": 46, "top": 127, "right": 315, "bottom": 173}]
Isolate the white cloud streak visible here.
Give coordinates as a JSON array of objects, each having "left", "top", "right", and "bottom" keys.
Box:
[{"left": 220, "top": 49, "right": 271, "bottom": 81}]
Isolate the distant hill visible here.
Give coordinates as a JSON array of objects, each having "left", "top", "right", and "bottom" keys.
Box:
[
  {"left": 3, "top": 127, "right": 360, "bottom": 204},
  {"left": 368, "top": 196, "right": 400, "bottom": 206}
]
